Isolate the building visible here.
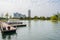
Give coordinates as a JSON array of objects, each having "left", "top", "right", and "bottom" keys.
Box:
[
  {"left": 13, "top": 12, "right": 26, "bottom": 18},
  {"left": 28, "top": 10, "right": 31, "bottom": 19}
]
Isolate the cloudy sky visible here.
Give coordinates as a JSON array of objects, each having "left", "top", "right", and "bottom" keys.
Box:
[{"left": 0, "top": 0, "right": 60, "bottom": 17}]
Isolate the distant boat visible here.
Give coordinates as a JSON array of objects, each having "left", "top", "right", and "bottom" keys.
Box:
[
  {"left": 6, "top": 19, "right": 26, "bottom": 27},
  {"left": 7, "top": 21, "right": 22, "bottom": 24},
  {"left": 0, "top": 22, "right": 16, "bottom": 34},
  {"left": 7, "top": 19, "right": 23, "bottom": 24}
]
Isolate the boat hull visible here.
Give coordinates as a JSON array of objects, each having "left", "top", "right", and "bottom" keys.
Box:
[
  {"left": 13, "top": 24, "right": 26, "bottom": 27},
  {"left": 1, "top": 30, "right": 16, "bottom": 34}
]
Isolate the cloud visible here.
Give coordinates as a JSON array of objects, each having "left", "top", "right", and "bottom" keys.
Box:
[{"left": 0, "top": 0, "right": 60, "bottom": 17}]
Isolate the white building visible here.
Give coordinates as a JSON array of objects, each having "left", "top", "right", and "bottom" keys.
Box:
[{"left": 13, "top": 12, "right": 26, "bottom": 18}]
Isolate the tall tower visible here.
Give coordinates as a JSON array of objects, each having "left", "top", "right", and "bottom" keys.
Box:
[{"left": 28, "top": 9, "right": 31, "bottom": 19}]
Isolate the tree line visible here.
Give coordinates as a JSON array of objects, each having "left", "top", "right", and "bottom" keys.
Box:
[{"left": 0, "top": 13, "right": 60, "bottom": 21}]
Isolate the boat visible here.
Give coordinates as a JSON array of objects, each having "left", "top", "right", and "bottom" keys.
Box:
[
  {"left": 6, "top": 19, "right": 23, "bottom": 24},
  {"left": 1, "top": 22, "right": 16, "bottom": 33},
  {"left": 11, "top": 24, "right": 26, "bottom": 27},
  {"left": 6, "top": 20, "right": 26, "bottom": 27},
  {"left": 7, "top": 21, "right": 22, "bottom": 24}
]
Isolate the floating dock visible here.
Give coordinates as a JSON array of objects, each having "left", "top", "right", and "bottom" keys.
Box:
[{"left": 10, "top": 24, "right": 26, "bottom": 27}]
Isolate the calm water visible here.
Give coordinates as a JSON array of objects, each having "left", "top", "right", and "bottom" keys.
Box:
[{"left": 0, "top": 20, "right": 60, "bottom": 40}]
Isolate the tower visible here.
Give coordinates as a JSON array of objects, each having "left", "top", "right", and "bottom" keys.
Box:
[{"left": 28, "top": 10, "right": 31, "bottom": 20}]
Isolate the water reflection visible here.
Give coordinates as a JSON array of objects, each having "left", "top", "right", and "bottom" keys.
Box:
[
  {"left": 51, "top": 21, "right": 58, "bottom": 24},
  {"left": 0, "top": 20, "right": 60, "bottom": 40},
  {"left": 51, "top": 21, "right": 60, "bottom": 30},
  {"left": 28, "top": 20, "right": 31, "bottom": 31},
  {"left": 2, "top": 32, "right": 17, "bottom": 40}
]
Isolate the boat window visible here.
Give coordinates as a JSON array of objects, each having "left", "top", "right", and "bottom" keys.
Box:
[
  {"left": 3, "top": 27, "right": 6, "bottom": 30},
  {"left": 8, "top": 26, "right": 10, "bottom": 30}
]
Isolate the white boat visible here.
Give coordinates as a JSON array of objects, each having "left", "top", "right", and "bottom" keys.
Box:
[
  {"left": 6, "top": 19, "right": 26, "bottom": 27},
  {"left": 1, "top": 22, "right": 16, "bottom": 33},
  {"left": 7, "top": 19, "right": 23, "bottom": 24}
]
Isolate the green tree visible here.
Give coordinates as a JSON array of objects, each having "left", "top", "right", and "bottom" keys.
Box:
[
  {"left": 50, "top": 15, "right": 58, "bottom": 20},
  {"left": 46, "top": 17, "right": 50, "bottom": 20},
  {"left": 40, "top": 16, "right": 45, "bottom": 20},
  {"left": 9, "top": 15, "right": 12, "bottom": 19},
  {"left": 5, "top": 13, "right": 9, "bottom": 19},
  {"left": 34, "top": 16, "right": 39, "bottom": 19}
]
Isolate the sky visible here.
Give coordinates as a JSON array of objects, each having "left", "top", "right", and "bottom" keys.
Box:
[{"left": 0, "top": 0, "right": 60, "bottom": 17}]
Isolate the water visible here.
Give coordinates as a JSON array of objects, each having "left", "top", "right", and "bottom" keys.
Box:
[{"left": 0, "top": 20, "right": 60, "bottom": 40}]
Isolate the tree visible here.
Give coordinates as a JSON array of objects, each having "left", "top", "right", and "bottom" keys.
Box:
[
  {"left": 34, "top": 16, "right": 39, "bottom": 19},
  {"left": 40, "top": 16, "right": 45, "bottom": 20},
  {"left": 50, "top": 15, "right": 58, "bottom": 20},
  {"left": 5, "top": 13, "right": 9, "bottom": 19},
  {"left": 46, "top": 17, "right": 50, "bottom": 20},
  {"left": 9, "top": 15, "right": 12, "bottom": 19}
]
